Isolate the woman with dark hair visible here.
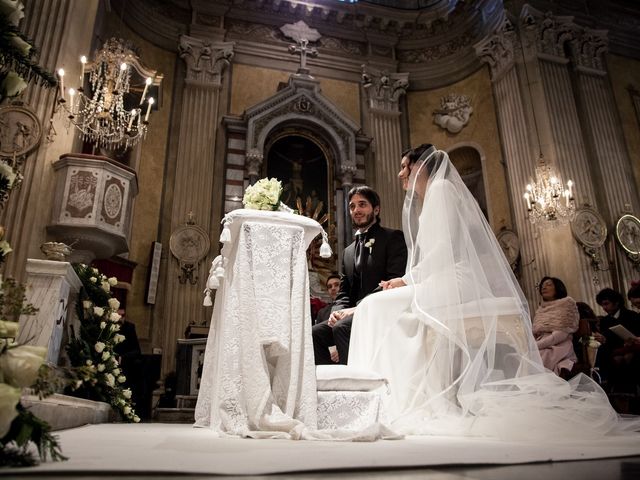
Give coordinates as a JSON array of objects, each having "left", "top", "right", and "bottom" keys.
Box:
[
  {"left": 628, "top": 281, "right": 640, "bottom": 311},
  {"left": 532, "top": 276, "right": 579, "bottom": 376}
]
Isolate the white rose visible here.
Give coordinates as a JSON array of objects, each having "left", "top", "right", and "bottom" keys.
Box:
[
  {"left": 0, "top": 162, "right": 17, "bottom": 187},
  {"left": 108, "top": 298, "right": 120, "bottom": 310},
  {"left": 9, "top": 33, "right": 31, "bottom": 55},
  {"left": 92, "top": 268, "right": 99, "bottom": 275},
  {"left": 100, "top": 321, "right": 106, "bottom": 329},
  {"left": 0, "top": 383, "right": 21, "bottom": 438},
  {"left": 123, "top": 405, "right": 131, "bottom": 415},
  {"left": 110, "top": 323, "right": 120, "bottom": 332},
  {"left": 101, "top": 281, "right": 110, "bottom": 292},
  {"left": 0, "top": 240, "right": 13, "bottom": 256},
  {"left": 97, "top": 363, "right": 105, "bottom": 372},
  {"left": 105, "top": 373, "right": 115, "bottom": 387},
  {"left": 94, "top": 342, "right": 105, "bottom": 353},
  {"left": 93, "top": 306, "right": 104, "bottom": 317},
  {"left": 0, "top": 0, "right": 25, "bottom": 27},
  {"left": 122, "top": 388, "right": 132, "bottom": 399},
  {"left": 0, "top": 71, "right": 27, "bottom": 99},
  {"left": 109, "top": 312, "right": 121, "bottom": 323},
  {"left": 0, "top": 345, "right": 47, "bottom": 388},
  {"left": 83, "top": 300, "right": 93, "bottom": 310},
  {"left": 85, "top": 360, "right": 93, "bottom": 366},
  {"left": 113, "top": 334, "right": 125, "bottom": 344},
  {"left": 0, "top": 320, "right": 19, "bottom": 338},
  {"left": 89, "top": 277, "right": 97, "bottom": 283},
  {"left": 117, "top": 375, "right": 126, "bottom": 383},
  {"left": 102, "top": 351, "right": 110, "bottom": 361},
  {"left": 108, "top": 277, "right": 118, "bottom": 286},
  {"left": 133, "top": 415, "right": 140, "bottom": 423},
  {"left": 113, "top": 368, "right": 120, "bottom": 376}
]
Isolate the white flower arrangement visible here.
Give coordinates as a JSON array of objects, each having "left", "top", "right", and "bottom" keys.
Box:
[
  {"left": 364, "top": 238, "right": 375, "bottom": 254},
  {"left": 242, "top": 177, "right": 283, "bottom": 211}
]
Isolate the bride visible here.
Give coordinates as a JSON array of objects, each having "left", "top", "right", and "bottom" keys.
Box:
[{"left": 348, "top": 144, "right": 639, "bottom": 440}]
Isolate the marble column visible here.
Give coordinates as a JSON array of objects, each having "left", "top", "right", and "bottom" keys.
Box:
[
  {"left": 361, "top": 68, "right": 409, "bottom": 230},
  {"left": 17, "top": 259, "right": 82, "bottom": 365},
  {"left": 572, "top": 29, "right": 640, "bottom": 291},
  {"left": 0, "top": 0, "right": 98, "bottom": 282},
  {"left": 159, "top": 36, "right": 233, "bottom": 374},
  {"left": 518, "top": 7, "right": 612, "bottom": 303},
  {"left": 475, "top": 17, "right": 549, "bottom": 305}
]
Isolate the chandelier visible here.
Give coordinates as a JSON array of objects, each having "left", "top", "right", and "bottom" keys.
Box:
[
  {"left": 524, "top": 158, "right": 575, "bottom": 228},
  {"left": 56, "top": 38, "right": 159, "bottom": 148}
]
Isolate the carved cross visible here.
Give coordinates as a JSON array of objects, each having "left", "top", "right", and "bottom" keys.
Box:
[{"left": 288, "top": 38, "right": 318, "bottom": 73}]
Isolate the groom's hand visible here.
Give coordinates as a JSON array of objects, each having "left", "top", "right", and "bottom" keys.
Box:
[
  {"left": 380, "top": 278, "right": 406, "bottom": 290},
  {"left": 327, "top": 308, "right": 355, "bottom": 327}
]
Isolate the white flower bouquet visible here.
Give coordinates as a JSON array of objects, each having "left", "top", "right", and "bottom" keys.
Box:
[{"left": 243, "top": 178, "right": 283, "bottom": 211}]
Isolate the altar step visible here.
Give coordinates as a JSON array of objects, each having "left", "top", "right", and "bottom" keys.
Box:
[
  {"left": 21, "top": 393, "right": 115, "bottom": 431},
  {"left": 153, "top": 395, "right": 196, "bottom": 423}
]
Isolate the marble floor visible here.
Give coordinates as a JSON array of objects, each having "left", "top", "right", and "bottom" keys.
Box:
[{"left": 6, "top": 423, "right": 640, "bottom": 479}]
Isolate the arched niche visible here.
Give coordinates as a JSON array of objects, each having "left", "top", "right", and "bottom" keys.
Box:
[
  {"left": 447, "top": 143, "right": 490, "bottom": 221},
  {"left": 227, "top": 73, "right": 370, "bottom": 262}
]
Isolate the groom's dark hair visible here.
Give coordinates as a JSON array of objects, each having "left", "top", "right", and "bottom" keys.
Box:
[{"left": 348, "top": 185, "right": 381, "bottom": 223}]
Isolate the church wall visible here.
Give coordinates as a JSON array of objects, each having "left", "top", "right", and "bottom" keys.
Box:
[
  {"left": 229, "top": 64, "right": 360, "bottom": 126},
  {"left": 406, "top": 66, "right": 512, "bottom": 232},
  {"left": 608, "top": 54, "right": 640, "bottom": 198},
  {"left": 230, "top": 64, "right": 290, "bottom": 116},
  {"left": 99, "top": 13, "right": 177, "bottom": 346}
]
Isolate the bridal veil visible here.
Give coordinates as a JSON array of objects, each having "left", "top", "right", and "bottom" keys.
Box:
[{"left": 349, "top": 147, "right": 640, "bottom": 440}]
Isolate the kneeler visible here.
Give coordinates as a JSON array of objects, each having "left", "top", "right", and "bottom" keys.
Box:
[{"left": 315, "top": 365, "right": 389, "bottom": 431}]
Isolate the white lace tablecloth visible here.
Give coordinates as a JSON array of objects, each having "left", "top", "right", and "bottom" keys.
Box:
[{"left": 194, "top": 210, "right": 323, "bottom": 438}]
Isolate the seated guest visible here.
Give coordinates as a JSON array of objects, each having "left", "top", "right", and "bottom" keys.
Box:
[
  {"left": 314, "top": 273, "right": 341, "bottom": 325},
  {"left": 595, "top": 288, "right": 640, "bottom": 393},
  {"left": 628, "top": 281, "right": 640, "bottom": 311},
  {"left": 532, "top": 276, "right": 579, "bottom": 376}
]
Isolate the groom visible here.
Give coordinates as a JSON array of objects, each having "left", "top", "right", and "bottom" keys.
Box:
[{"left": 312, "top": 186, "right": 407, "bottom": 365}]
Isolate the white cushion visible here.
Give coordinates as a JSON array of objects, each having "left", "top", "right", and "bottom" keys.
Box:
[{"left": 315, "top": 365, "right": 387, "bottom": 392}]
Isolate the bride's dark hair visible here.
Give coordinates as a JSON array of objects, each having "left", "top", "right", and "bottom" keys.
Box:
[{"left": 402, "top": 143, "right": 434, "bottom": 165}]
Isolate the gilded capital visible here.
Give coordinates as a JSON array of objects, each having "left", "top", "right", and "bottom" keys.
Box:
[
  {"left": 179, "top": 35, "right": 234, "bottom": 86},
  {"left": 361, "top": 65, "right": 409, "bottom": 113},
  {"left": 474, "top": 17, "right": 517, "bottom": 81}
]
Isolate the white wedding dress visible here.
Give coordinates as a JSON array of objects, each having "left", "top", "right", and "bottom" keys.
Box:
[{"left": 349, "top": 148, "right": 640, "bottom": 442}]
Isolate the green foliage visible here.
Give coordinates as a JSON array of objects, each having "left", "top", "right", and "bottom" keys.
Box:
[
  {"left": 0, "top": 277, "right": 37, "bottom": 322},
  {"left": 64, "top": 264, "right": 139, "bottom": 423},
  {"left": 0, "top": 405, "right": 66, "bottom": 466},
  {"left": 0, "top": 10, "right": 57, "bottom": 98}
]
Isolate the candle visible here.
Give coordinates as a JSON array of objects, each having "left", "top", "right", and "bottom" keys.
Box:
[
  {"left": 80, "top": 55, "right": 87, "bottom": 85},
  {"left": 57, "top": 68, "right": 65, "bottom": 100},
  {"left": 68, "top": 88, "right": 76, "bottom": 113},
  {"left": 145, "top": 97, "right": 154, "bottom": 122},
  {"left": 127, "top": 109, "right": 136, "bottom": 130},
  {"left": 564, "top": 190, "right": 570, "bottom": 207},
  {"left": 116, "top": 63, "right": 127, "bottom": 91},
  {"left": 524, "top": 192, "right": 531, "bottom": 210},
  {"left": 567, "top": 180, "right": 574, "bottom": 199},
  {"left": 140, "top": 77, "right": 152, "bottom": 105}
]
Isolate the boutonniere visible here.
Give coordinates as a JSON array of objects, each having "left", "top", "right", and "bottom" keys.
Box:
[{"left": 364, "top": 238, "right": 375, "bottom": 254}]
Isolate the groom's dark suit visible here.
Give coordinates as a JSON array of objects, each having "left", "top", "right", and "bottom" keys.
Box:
[{"left": 312, "top": 221, "right": 407, "bottom": 364}]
